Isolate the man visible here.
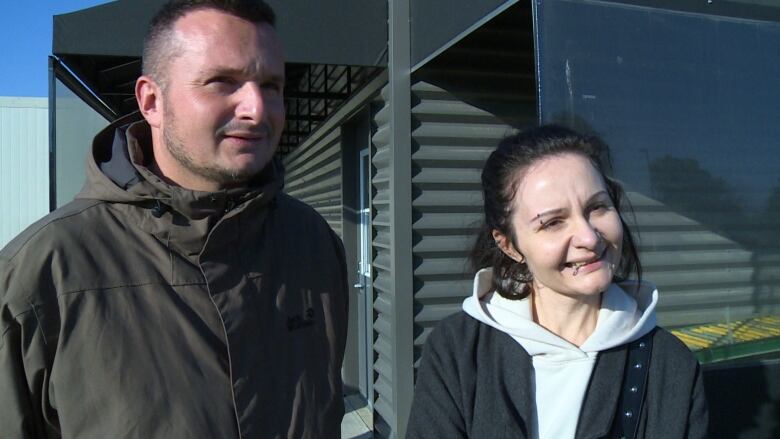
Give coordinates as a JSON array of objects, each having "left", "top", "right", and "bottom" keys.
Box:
[{"left": 0, "top": 1, "right": 348, "bottom": 437}]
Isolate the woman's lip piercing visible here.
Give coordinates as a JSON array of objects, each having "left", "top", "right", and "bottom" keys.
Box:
[
  {"left": 571, "top": 249, "right": 604, "bottom": 276},
  {"left": 571, "top": 259, "right": 594, "bottom": 276}
]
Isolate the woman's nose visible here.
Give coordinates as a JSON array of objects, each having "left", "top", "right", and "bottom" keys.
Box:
[{"left": 572, "top": 219, "right": 601, "bottom": 250}]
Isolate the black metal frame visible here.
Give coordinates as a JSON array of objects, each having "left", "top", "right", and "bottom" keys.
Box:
[{"left": 280, "top": 64, "right": 382, "bottom": 153}]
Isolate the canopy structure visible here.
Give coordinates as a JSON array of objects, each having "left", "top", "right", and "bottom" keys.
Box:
[{"left": 52, "top": 0, "right": 387, "bottom": 149}]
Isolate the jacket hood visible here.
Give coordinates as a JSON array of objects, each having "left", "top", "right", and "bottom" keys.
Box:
[
  {"left": 74, "top": 119, "right": 284, "bottom": 259},
  {"left": 76, "top": 119, "right": 282, "bottom": 220},
  {"left": 463, "top": 268, "right": 658, "bottom": 360}
]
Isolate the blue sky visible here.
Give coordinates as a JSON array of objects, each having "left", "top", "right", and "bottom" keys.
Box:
[{"left": 0, "top": 0, "right": 113, "bottom": 97}]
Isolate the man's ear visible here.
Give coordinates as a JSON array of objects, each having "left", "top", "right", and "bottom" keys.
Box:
[
  {"left": 136, "top": 75, "right": 163, "bottom": 128},
  {"left": 492, "top": 229, "right": 524, "bottom": 263}
]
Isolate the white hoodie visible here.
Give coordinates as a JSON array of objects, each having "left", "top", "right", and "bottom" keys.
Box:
[{"left": 462, "top": 268, "right": 658, "bottom": 439}]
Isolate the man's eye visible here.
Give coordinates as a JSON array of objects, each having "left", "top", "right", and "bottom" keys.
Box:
[
  {"left": 207, "top": 76, "right": 237, "bottom": 86},
  {"left": 262, "top": 82, "right": 283, "bottom": 94}
]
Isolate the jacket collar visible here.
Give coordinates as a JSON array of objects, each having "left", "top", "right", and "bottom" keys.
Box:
[
  {"left": 124, "top": 121, "right": 279, "bottom": 220},
  {"left": 79, "top": 120, "right": 280, "bottom": 219},
  {"left": 77, "top": 119, "right": 282, "bottom": 258}
]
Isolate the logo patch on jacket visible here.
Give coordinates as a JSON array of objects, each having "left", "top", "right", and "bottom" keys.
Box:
[{"left": 287, "top": 307, "right": 315, "bottom": 331}]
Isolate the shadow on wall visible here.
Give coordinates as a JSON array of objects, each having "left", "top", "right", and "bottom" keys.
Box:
[
  {"left": 413, "top": 1, "right": 537, "bottom": 130},
  {"left": 704, "top": 359, "right": 780, "bottom": 439},
  {"left": 753, "top": 181, "right": 780, "bottom": 317},
  {"left": 648, "top": 155, "right": 780, "bottom": 321},
  {"left": 648, "top": 155, "right": 748, "bottom": 245}
]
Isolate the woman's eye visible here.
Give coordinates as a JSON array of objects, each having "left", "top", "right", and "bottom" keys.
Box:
[
  {"left": 540, "top": 219, "right": 563, "bottom": 230},
  {"left": 589, "top": 202, "right": 613, "bottom": 215}
]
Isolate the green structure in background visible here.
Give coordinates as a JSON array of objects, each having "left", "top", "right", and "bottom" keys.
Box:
[{"left": 674, "top": 316, "right": 780, "bottom": 364}]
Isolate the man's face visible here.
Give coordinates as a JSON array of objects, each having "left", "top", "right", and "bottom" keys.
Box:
[{"left": 154, "top": 9, "right": 285, "bottom": 190}]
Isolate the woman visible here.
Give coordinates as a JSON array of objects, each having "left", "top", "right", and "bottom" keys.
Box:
[{"left": 407, "top": 125, "right": 708, "bottom": 439}]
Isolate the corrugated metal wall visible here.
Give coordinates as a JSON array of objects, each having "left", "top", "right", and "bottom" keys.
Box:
[
  {"left": 0, "top": 97, "right": 49, "bottom": 248},
  {"left": 282, "top": 127, "right": 343, "bottom": 236},
  {"left": 369, "top": 85, "right": 396, "bottom": 437},
  {"left": 367, "top": 4, "right": 537, "bottom": 436},
  {"left": 408, "top": 80, "right": 521, "bottom": 356},
  {"left": 408, "top": 1, "right": 536, "bottom": 367}
]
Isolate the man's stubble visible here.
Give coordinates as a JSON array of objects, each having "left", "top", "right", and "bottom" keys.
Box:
[{"left": 161, "top": 100, "right": 270, "bottom": 187}]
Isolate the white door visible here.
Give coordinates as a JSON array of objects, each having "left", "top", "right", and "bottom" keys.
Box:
[{"left": 355, "top": 147, "right": 373, "bottom": 406}]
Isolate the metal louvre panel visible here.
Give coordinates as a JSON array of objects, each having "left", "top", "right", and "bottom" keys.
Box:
[
  {"left": 625, "top": 191, "right": 780, "bottom": 327},
  {"left": 282, "top": 127, "right": 343, "bottom": 237},
  {"left": 370, "top": 85, "right": 395, "bottom": 435},
  {"left": 408, "top": 0, "right": 537, "bottom": 367},
  {"left": 409, "top": 80, "right": 533, "bottom": 358}
]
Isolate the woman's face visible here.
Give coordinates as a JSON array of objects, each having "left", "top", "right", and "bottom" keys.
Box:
[{"left": 496, "top": 153, "right": 623, "bottom": 299}]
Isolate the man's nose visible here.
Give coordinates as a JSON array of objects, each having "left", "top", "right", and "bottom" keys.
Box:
[{"left": 235, "top": 83, "right": 264, "bottom": 122}]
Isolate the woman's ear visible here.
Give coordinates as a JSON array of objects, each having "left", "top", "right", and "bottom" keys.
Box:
[{"left": 492, "top": 229, "right": 524, "bottom": 263}]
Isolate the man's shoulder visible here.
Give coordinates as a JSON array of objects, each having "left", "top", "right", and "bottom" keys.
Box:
[
  {"left": 0, "top": 198, "right": 107, "bottom": 311},
  {"left": 273, "top": 193, "right": 335, "bottom": 232},
  {"left": 269, "top": 193, "right": 344, "bottom": 260},
  {"left": 0, "top": 198, "right": 105, "bottom": 262},
  {"left": 275, "top": 193, "right": 325, "bottom": 217}
]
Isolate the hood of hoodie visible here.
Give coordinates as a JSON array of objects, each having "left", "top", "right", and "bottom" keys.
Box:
[
  {"left": 463, "top": 268, "right": 657, "bottom": 362},
  {"left": 75, "top": 119, "right": 282, "bottom": 258}
]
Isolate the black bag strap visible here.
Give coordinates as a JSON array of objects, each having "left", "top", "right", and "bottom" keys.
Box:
[{"left": 616, "top": 330, "right": 654, "bottom": 439}]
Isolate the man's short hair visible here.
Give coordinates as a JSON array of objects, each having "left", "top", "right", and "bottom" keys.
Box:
[{"left": 142, "top": 0, "right": 277, "bottom": 87}]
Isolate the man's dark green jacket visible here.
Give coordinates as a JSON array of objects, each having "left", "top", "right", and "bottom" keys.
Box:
[{"left": 0, "top": 121, "right": 348, "bottom": 438}]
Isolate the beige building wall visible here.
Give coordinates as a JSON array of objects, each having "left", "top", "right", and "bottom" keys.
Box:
[{"left": 0, "top": 97, "right": 49, "bottom": 248}]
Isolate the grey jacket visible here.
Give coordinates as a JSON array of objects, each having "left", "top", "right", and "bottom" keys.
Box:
[
  {"left": 407, "top": 312, "right": 708, "bottom": 439},
  {"left": 0, "top": 121, "right": 348, "bottom": 438}
]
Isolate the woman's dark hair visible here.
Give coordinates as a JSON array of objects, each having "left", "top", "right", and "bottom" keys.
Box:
[{"left": 470, "top": 124, "right": 641, "bottom": 300}]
